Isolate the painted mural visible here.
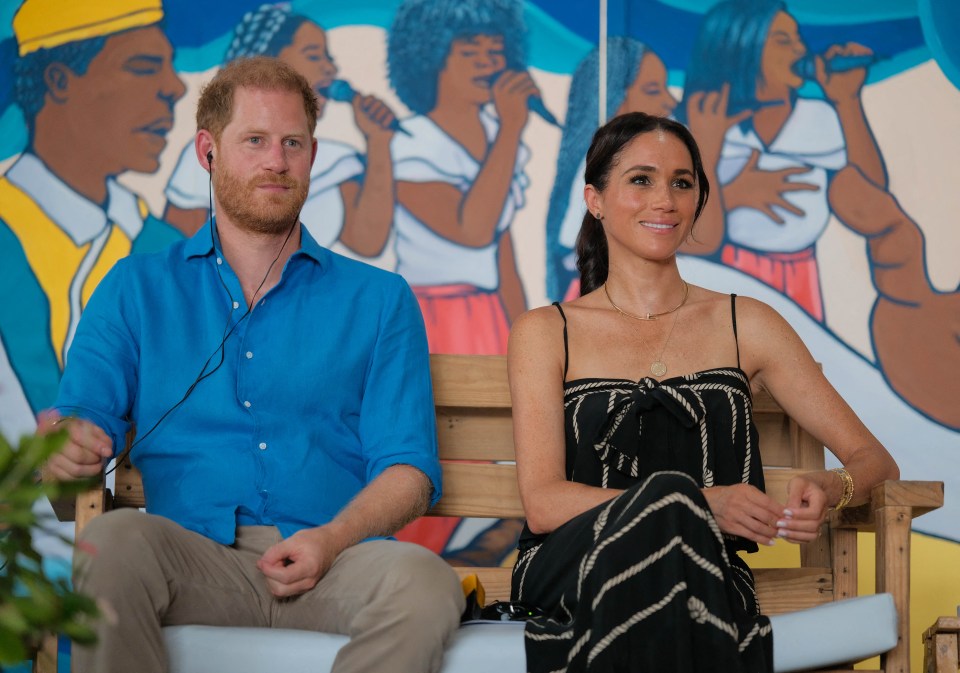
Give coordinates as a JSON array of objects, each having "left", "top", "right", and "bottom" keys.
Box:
[{"left": 1, "top": 0, "right": 958, "bottom": 669}]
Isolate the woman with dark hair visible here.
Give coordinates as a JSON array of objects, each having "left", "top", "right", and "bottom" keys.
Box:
[
  {"left": 545, "top": 37, "right": 759, "bottom": 303},
  {"left": 682, "top": 0, "right": 886, "bottom": 321},
  {"left": 163, "top": 3, "right": 397, "bottom": 256},
  {"left": 386, "top": 0, "right": 534, "bottom": 355},
  {"left": 509, "top": 112, "right": 898, "bottom": 671}
]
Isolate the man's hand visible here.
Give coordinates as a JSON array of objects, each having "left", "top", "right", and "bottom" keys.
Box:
[
  {"left": 703, "top": 483, "right": 786, "bottom": 546},
  {"left": 38, "top": 410, "right": 112, "bottom": 481},
  {"left": 257, "top": 525, "right": 348, "bottom": 598}
]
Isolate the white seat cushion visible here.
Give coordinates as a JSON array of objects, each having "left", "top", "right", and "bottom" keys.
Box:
[
  {"left": 164, "top": 593, "right": 897, "bottom": 673},
  {"left": 768, "top": 593, "right": 898, "bottom": 672}
]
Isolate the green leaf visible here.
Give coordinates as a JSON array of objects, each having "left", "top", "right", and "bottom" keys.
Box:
[
  {"left": 61, "top": 621, "right": 98, "bottom": 644},
  {"left": 0, "top": 625, "right": 29, "bottom": 664},
  {"left": 0, "top": 603, "right": 29, "bottom": 634}
]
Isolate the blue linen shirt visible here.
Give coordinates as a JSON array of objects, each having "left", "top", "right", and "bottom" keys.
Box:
[{"left": 55, "top": 222, "right": 440, "bottom": 545}]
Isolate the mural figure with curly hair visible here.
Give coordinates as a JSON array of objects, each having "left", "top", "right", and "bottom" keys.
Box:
[
  {"left": 386, "top": 0, "right": 535, "bottom": 355},
  {"left": 384, "top": 0, "right": 542, "bottom": 562}
]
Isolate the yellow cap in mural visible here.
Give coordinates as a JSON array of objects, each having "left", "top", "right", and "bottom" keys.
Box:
[{"left": 13, "top": 0, "right": 164, "bottom": 56}]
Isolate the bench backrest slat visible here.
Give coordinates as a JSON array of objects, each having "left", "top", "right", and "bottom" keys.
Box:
[{"left": 115, "top": 354, "right": 826, "bottom": 514}]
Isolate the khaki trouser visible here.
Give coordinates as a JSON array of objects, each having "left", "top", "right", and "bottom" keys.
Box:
[{"left": 73, "top": 509, "right": 464, "bottom": 673}]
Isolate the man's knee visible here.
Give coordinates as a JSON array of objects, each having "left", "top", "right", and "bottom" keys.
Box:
[
  {"left": 74, "top": 509, "right": 163, "bottom": 589},
  {"left": 366, "top": 542, "right": 465, "bottom": 620}
]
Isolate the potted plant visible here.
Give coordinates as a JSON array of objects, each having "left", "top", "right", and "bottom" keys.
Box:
[{"left": 0, "top": 429, "right": 99, "bottom": 665}]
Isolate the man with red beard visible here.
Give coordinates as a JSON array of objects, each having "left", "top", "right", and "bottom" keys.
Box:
[{"left": 43, "top": 57, "right": 463, "bottom": 673}]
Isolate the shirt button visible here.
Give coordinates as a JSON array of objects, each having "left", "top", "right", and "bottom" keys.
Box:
[
  {"left": 259, "top": 442, "right": 267, "bottom": 450},
  {"left": 217, "top": 257, "right": 223, "bottom": 265},
  {"left": 233, "top": 301, "right": 240, "bottom": 309},
  {"left": 244, "top": 401, "right": 251, "bottom": 408},
  {"left": 246, "top": 351, "right": 253, "bottom": 359}
]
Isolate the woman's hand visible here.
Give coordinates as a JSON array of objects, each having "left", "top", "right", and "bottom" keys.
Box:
[
  {"left": 684, "top": 83, "right": 751, "bottom": 164},
  {"left": 492, "top": 70, "right": 539, "bottom": 132},
  {"left": 816, "top": 42, "right": 872, "bottom": 104},
  {"left": 702, "top": 483, "right": 786, "bottom": 546},
  {"left": 351, "top": 93, "right": 396, "bottom": 143},
  {"left": 776, "top": 475, "right": 830, "bottom": 543},
  {"left": 723, "top": 149, "right": 818, "bottom": 222}
]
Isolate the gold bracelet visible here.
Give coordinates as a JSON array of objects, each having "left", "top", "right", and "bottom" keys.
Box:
[{"left": 830, "top": 467, "right": 855, "bottom": 510}]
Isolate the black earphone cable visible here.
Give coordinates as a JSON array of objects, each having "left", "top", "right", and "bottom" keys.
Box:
[{"left": 102, "top": 153, "right": 298, "bottom": 475}]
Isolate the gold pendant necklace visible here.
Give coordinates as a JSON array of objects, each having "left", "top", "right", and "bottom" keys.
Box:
[
  {"left": 649, "top": 310, "right": 680, "bottom": 377},
  {"left": 604, "top": 281, "right": 687, "bottom": 377},
  {"left": 603, "top": 281, "right": 689, "bottom": 321}
]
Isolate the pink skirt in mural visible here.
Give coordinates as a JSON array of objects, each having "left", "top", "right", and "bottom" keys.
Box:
[
  {"left": 411, "top": 283, "right": 510, "bottom": 355},
  {"left": 393, "top": 284, "right": 511, "bottom": 555},
  {"left": 721, "top": 244, "right": 824, "bottom": 322}
]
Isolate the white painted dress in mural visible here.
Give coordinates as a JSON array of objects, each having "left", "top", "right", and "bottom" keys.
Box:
[
  {"left": 557, "top": 156, "right": 587, "bottom": 273},
  {"left": 390, "top": 110, "right": 530, "bottom": 355},
  {"left": 715, "top": 99, "right": 847, "bottom": 321},
  {"left": 718, "top": 98, "right": 846, "bottom": 251},
  {"left": 164, "top": 139, "right": 365, "bottom": 247},
  {"left": 391, "top": 110, "right": 530, "bottom": 288}
]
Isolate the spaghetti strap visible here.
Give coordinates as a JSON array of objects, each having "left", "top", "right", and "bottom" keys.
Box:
[
  {"left": 553, "top": 302, "right": 569, "bottom": 381},
  {"left": 730, "top": 294, "right": 741, "bottom": 369}
]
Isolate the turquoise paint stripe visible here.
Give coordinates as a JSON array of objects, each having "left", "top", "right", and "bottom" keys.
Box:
[
  {"left": 172, "top": 32, "right": 231, "bottom": 73},
  {"left": 0, "top": 104, "right": 26, "bottom": 165},
  {"left": 172, "top": 0, "right": 592, "bottom": 74},
  {"left": 655, "top": 0, "right": 919, "bottom": 25},
  {"left": 525, "top": 2, "right": 594, "bottom": 73}
]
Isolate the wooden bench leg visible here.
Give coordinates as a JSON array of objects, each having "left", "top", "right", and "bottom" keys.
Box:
[
  {"left": 33, "top": 633, "right": 58, "bottom": 673},
  {"left": 877, "top": 505, "right": 912, "bottom": 673},
  {"left": 931, "top": 632, "right": 959, "bottom": 673},
  {"left": 923, "top": 617, "right": 960, "bottom": 673}
]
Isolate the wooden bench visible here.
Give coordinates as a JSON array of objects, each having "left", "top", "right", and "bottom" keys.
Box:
[
  {"left": 924, "top": 616, "right": 960, "bottom": 673},
  {"left": 39, "top": 353, "right": 943, "bottom": 673}
]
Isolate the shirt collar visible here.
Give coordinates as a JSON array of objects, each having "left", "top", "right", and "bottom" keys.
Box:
[
  {"left": 184, "top": 219, "right": 329, "bottom": 270},
  {"left": 7, "top": 152, "right": 145, "bottom": 244}
]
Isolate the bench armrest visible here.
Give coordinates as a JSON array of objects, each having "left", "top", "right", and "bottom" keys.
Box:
[{"left": 835, "top": 480, "right": 944, "bottom": 531}]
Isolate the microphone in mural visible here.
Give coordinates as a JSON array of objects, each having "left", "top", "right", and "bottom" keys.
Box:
[
  {"left": 682, "top": 0, "right": 893, "bottom": 325},
  {"left": 489, "top": 71, "right": 562, "bottom": 127},
  {"left": 793, "top": 53, "right": 883, "bottom": 79},
  {"left": 320, "top": 79, "right": 412, "bottom": 135}
]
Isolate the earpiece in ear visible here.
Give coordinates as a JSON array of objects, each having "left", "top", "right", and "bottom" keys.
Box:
[{"left": 206, "top": 151, "right": 213, "bottom": 168}]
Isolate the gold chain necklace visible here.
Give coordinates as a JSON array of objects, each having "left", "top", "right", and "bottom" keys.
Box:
[
  {"left": 604, "top": 281, "right": 688, "bottom": 377},
  {"left": 603, "top": 280, "right": 689, "bottom": 321}
]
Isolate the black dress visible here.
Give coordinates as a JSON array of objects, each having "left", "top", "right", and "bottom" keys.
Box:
[{"left": 511, "top": 297, "right": 773, "bottom": 673}]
